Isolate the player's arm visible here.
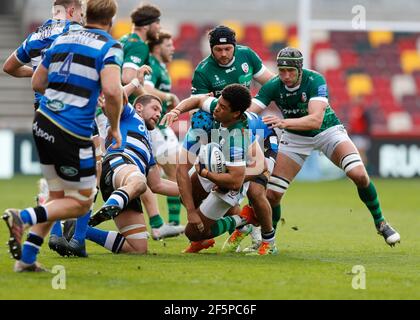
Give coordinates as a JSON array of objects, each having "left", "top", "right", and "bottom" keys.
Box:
[
  {"left": 263, "top": 100, "right": 327, "bottom": 131},
  {"left": 160, "top": 94, "right": 212, "bottom": 126},
  {"left": 247, "top": 80, "right": 273, "bottom": 114},
  {"left": 101, "top": 65, "right": 123, "bottom": 148},
  {"left": 122, "top": 65, "right": 152, "bottom": 97},
  {"left": 3, "top": 51, "right": 33, "bottom": 78},
  {"left": 244, "top": 140, "right": 266, "bottom": 178},
  {"left": 247, "top": 100, "right": 265, "bottom": 113},
  {"left": 121, "top": 64, "right": 147, "bottom": 98},
  {"left": 31, "top": 64, "right": 49, "bottom": 94},
  {"left": 144, "top": 82, "right": 180, "bottom": 108},
  {"left": 196, "top": 165, "right": 246, "bottom": 191},
  {"left": 176, "top": 148, "right": 196, "bottom": 212},
  {"left": 147, "top": 165, "right": 179, "bottom": 196},
  {"left": 253, "top": 67, "right": 275, "bottom": 86}
]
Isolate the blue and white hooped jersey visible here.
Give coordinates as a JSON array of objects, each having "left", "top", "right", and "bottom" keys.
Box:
[
  {"left": 106, "top": 104, "right": 156, "bottom": 176},
  {"left": 38, "top": 26, "right": 123, "bottom": 140},
  {"left": 16, "top": 19, "right": 79, "bottom": 104},
  {"left": 244, "top": 111, "right": 278, "bottom": 154}
]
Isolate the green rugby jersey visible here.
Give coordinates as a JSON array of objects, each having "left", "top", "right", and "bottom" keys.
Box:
[
  {"left": 191, "top": 45, "right": 265, "bottom": 97},
  {"left": 253, "top": 69, "right": 341, "bottom": 137},
  {"left": 144, "top": 55, "right": 171, "bottom": 129},
  {"left": 119, "top": 33, "right": 150, "bottom": 104},
  {"left": 203, "top": 97, "right": 253, "bottom": 167}
]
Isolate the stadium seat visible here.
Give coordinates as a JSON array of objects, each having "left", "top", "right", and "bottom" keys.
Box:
[
  {"left": 314, "top": 49, "right": 341, "bottom": 73},
  {"left": 221, "top": 20, "right": 244, "bottom": 42},
  {"left": 347, "top": 74, "right": 373, "bottom": 98},
  {"left": 387, "top": 111, "right": 413, "bottom": 132},
  {"left": 339, "top": 50, "right": 359, "bottom": 69},
  {"left": 368, "top": 30, "right": 393, "bottom": 48},
  {"left": 179, "top": 23, "right": 199, "bottom": 41},
  {"left": 311, "top": 30, "right": 330, "bottom": 44},
  {"left": 287, "top": 35, "right": 299, "bottom": 49},
  {"left": 262, "top": 22, "right": 287, "bottom": 46},
  {"left": 398, "top": 38, "right": 416, "bottom": 52},
  {"left": 244, "top": 24, "right": 263, "bottom": 50},
  {"left": 400, "top": 50, "right": 420, "bottom": 74},
  {"left": 112, "top": 20, "right": 131, "bottom": 40},
  {"left": 391, "top": 74, "right": 416, "bottom": 102},
  {"left": 168, "top": 59, "right": 194, "bottom": 85}
]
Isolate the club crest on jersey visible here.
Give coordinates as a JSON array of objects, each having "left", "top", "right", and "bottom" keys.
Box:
[
  {"left": 241, "top": 63, "right": 249, "bottom": 73},
  {"left": 301, "top": 92, "right": 307, "bottom": 102}
]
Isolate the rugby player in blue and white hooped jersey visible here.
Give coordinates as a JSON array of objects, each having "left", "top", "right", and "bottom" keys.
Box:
[
  {"left": 86, "top": 95, "right": 179, "bottom": 254},
  {"left": 163, "top": 93, "right": 279, "bottom": 254},
  {"left": 2, "top": 0, "right": 124, "bottom": 272},
  {"left": 3, "top": 0, "right": 84, "bottom": 110},
  {"left": 2, "top": 1, "right": 86, "bottom": 256}
]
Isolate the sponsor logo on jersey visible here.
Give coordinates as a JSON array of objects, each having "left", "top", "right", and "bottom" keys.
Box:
[
  {"left": 241, "top": 63, "right": 249, "bottom": 73},
  {"left": 130, "top": 56, "right": 142, "bottom": 64},
  {"left": 225, "top": 66, "right": 236, "bottom": 74},
  {"left": 46, "top": 99, "right": 64, "bottom": 112},
  {"left": 60, "top": 166, "right": 78, "bottom": 177},
  {"left": 318, "top": 84, "right": 328, "bottom": 97}
]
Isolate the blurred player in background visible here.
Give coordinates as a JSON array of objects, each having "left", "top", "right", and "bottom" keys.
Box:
[
  {"left": 143, "top": 30, "right": 184, "bottom": 238},
  {"left": 2, "top": 0, "right": 123, "bottom": 272},
  {"left": 250, "top": 47, "right": 400, "bottom": 247},
  {"left": 120, "top": 4, "right": 161, "bottom": 104}
]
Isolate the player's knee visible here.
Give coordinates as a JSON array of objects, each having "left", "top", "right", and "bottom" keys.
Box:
[
  {"left": 267, "top": 189, "right": 283, "bottom": 206},
  {"left": 124, "top": 240, "right": 147, "bottom": 254},
  {"left": 64, "top": 189, "right": 95, "bottom": 213},
  {"left": 125, "top": 172, "right": 147, "bottom": 195},
  {"left": 348, "top": 167, "right": 369, "bottom": 188}
]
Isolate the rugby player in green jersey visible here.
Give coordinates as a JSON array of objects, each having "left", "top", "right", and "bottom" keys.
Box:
[
  {"left": 190, "top": 25, "right": 276, "bottom": 252},
  {"left": 120, "top": 4, "right": 161, "bottom": 104},
  {"left": 191, "top": 25, "right": 274, "bottom": 97},
  {"left": 142, "top": 30, "right": 185, "bottom": 239},
  {"left": 249, "top": 47, "right": 400, "bottom": 247}
]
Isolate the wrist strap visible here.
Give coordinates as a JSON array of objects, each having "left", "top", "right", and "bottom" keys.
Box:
[{"left": 130, "top": 78, "right": 140, "bottom": 89}]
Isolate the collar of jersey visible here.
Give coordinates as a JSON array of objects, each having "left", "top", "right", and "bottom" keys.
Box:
[
  {"left": 284, "top": 82, "right": 301, "bottom": 92},
  {"left": 219, "top": 115, "right": 247, "bottom": 131},
  {"left": 215, "top": 56, "right": 236, "bottom": 68}
]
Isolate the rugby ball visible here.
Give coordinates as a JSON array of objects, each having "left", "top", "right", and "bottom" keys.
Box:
[{"left": 198, "top": 143, "right": 226, "bottom": 174}]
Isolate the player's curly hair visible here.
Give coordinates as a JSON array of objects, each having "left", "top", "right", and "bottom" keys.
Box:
[{"left": 221, "top": 84, "right": 251, "bottom": 114}]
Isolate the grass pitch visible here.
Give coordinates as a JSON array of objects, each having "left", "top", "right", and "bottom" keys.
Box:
[{"left": 0, "top": 175, "right": 419, "bottom": 300}]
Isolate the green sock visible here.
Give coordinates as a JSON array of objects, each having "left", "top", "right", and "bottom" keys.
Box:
[
  {"left": 149, "top": 214, "right": 164, "bottom": 229},
  {"left": 211, "top": 216, "right": 242, "bottom": 237},
  {"left": 357, "top": 181, "right": 385, "bottom": 225},
  {"left": 272, "top": 205, "right": 281, "bottom": 230},
  {"left": 167, "top": 196, "right": 181, "bottom": 225}
]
